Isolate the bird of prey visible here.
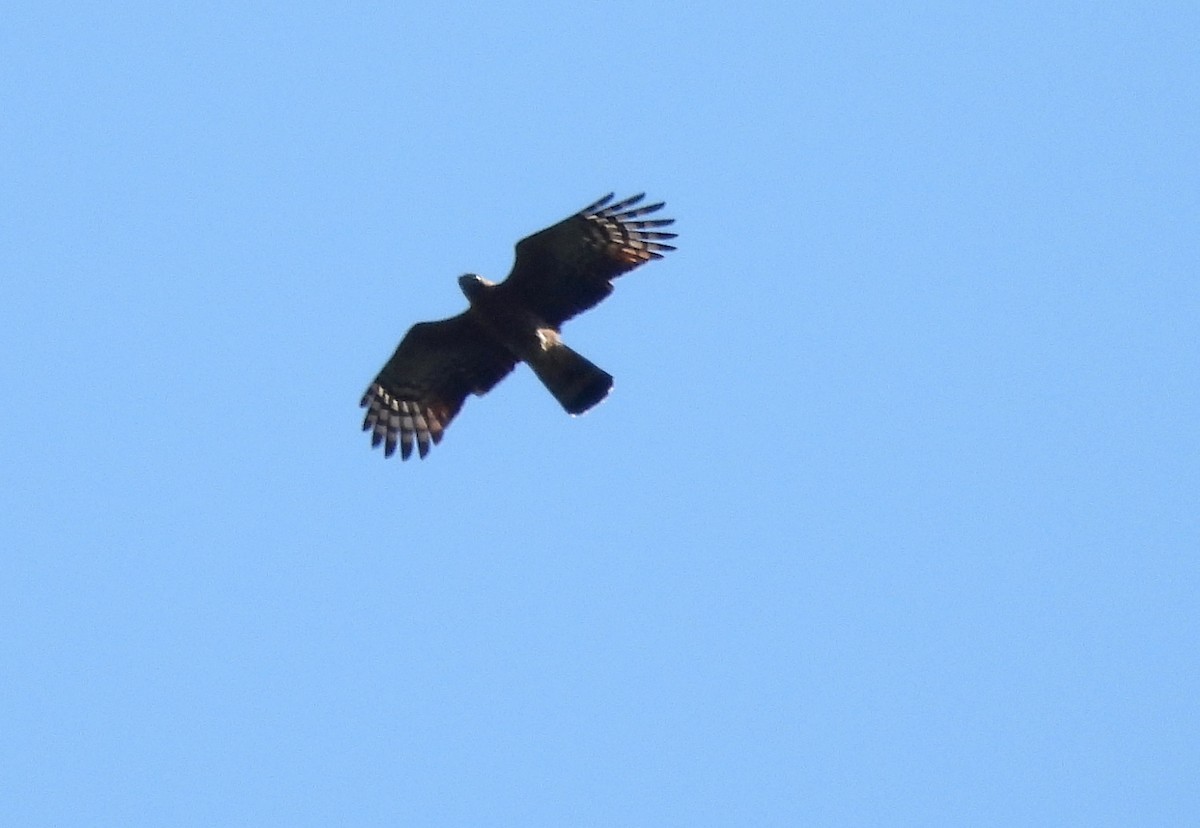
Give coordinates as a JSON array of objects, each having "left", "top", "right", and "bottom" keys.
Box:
[{"left": 360, "top": 193, "right": 677, "bottom": 460}]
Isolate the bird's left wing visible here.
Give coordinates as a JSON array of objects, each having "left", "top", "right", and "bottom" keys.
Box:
[{"left": 360, "top": 312, "right": 516, "bottom": 459}]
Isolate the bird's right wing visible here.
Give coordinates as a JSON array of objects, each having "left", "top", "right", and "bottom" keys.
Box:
[{"left": 500, "top": 193, "right": 677, "bottom": 327}]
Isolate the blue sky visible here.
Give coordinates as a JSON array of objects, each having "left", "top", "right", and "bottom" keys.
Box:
[{"left": 3, "top": 2, "right": 1197, "bottom": 825}]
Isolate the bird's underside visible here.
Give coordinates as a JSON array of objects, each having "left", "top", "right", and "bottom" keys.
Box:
[{"left": 361, "top": 192, "right": 677, "bottom": 460}]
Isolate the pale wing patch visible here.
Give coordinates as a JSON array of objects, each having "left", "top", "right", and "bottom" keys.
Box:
[
  {"left": 582, "top": 193, "right": 677, "bottom": 266},
  {"left": 360, "top": 382, "right": 448, "bottom": 460}
]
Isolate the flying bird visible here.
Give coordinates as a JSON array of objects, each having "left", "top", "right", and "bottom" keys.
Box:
[{"left": 361, "top": 193, "right": 677, "bottom": 460}]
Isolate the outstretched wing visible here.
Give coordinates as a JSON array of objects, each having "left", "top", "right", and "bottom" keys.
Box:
[
  {"left": 498, "top": 193, "right": 677, "bottom": 327},
  {"left": 360, "top": 312, "right": 516, "bottom": 460}
]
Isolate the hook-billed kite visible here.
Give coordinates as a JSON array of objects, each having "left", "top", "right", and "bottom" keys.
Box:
[{"left": 360, "top": 193, "right": 677, "bottom": 460}]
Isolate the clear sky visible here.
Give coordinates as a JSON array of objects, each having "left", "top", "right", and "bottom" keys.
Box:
[{"left": 3, "top": 2, "right": 1197, "bottom": 825}]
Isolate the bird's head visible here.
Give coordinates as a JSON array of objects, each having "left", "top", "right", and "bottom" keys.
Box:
[{"left": 457, "top": 273, "right": 492, "bottom": 301}]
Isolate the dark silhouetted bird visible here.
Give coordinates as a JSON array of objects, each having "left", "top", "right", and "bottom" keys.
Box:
[{"left": 361, "top": 193, "right": 677, "bottom": 459}]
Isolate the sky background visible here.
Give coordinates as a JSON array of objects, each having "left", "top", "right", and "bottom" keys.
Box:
[{"left": 2, "top": 2, "right": 1197, "bottom": 825}]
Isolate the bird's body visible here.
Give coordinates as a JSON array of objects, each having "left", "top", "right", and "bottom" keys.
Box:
[
  {"left": 457, "top": 273, "right": 614, "bottom": 415},
  {"left": 361, "top": 193, "right": 676, "bottom": 460}
]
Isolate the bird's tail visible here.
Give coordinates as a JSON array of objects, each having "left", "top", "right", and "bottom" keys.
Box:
[{"left": 526, "top": 339, "right": 613, "bottom": 415}]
